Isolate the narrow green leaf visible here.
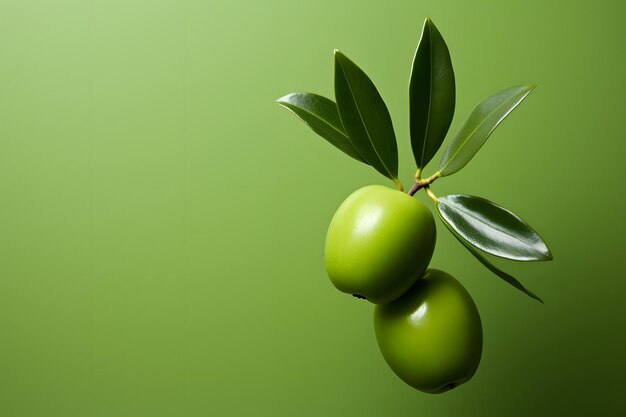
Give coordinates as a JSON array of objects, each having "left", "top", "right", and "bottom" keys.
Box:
[
  {"left": 276, "top": 93, "right": 367, "bottom": 163},
  {"left": 437, "top": 194, "right": 552, "bottom": 261},
  {"left": 438, "top": 212, "right": 543, "bottom": 303},
  {"left": 334, "top": 50, "right": 398, "bottom": 180},
  {"left": 438, "top": 85, "right": 535, "bottom": 176},
  {"left": 409, "top": 18, "right": 455, "bottom": 172}
]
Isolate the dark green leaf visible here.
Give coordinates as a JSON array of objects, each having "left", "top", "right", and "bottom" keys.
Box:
[
  {"left": 334, "top": 50, "right": 398, "bottom": 180},
  {"left": 438, "top": 212, "right": 543, "bottom": 303},
  {"left": 276, "top": 93, "right": 367, "bottom": 163},
  {"left": 437, "top": 194, "right": 552, "bottom": 261},
  {"left": 438, "top": 85, "right": 535, "bottom": 176},
  {"left": 409, "top": 18, "right": 455, "bottom": 173}
]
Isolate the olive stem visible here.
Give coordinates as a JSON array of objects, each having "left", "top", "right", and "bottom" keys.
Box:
[
  {"left": 408, "top": 181, "right": 423, "bottom": 196},
  {"left": 407, "top": 173, "right": 440, "bottom": 196},
  {"left": 424, "top": 186, "right": 438, "bottom": 201}
]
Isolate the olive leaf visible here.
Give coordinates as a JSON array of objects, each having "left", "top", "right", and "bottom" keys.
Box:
[
  {"left": 437, "top": 194, "right": 552, "bottom": 261},
  {"left": 334, "top": 50, "right": 399, "bottom": 181},
  {"left": 438, "top": 211, "right": 543, "bottom": 303},
  {"left": 438, "top": 85, "right": 535, "bottom": 176},
  {"left": 409, "top": 18, "right": 455, "bottom": 173},
  {"left": 276, "top": 92, "right": 367, "bottom": 163}
]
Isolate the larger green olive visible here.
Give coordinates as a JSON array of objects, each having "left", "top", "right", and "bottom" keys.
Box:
[
  {"left": 325, "top": 185, "right": 436, "bottom": 304},
  {"left": 374, "top": 269, "right": 483, "bottom": 393}
]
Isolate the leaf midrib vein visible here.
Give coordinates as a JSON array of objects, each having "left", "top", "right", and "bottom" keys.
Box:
[
  {"left": 439, "top": 197, "right": 538, "bottom": 253},
  {"left": 438, "top": 213, "right": 541, "bottom": 301},
  {"left": 281, "top": 100, "right": 350, "bottom": 140},
  {"left": 439, "top": 88, "right": 530, "bottom": 173},
  {"left": 337, "top": 57, "right": 394, "bottom": 179},
  {"left": 418, "top": 26, "right": 433, "bottom": 169}
]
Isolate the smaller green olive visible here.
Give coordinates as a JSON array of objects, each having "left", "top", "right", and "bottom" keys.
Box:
[{"left": 374, "top": 269, "right": 483, "bottom": 393}]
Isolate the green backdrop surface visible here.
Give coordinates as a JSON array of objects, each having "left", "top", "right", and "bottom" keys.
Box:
[{"left": 1, "top": 0, "right": 624, "bottom": 416}]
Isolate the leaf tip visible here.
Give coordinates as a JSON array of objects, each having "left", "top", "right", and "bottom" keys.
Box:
[
  {"left": 425, "top": 16, "right": 440, "bottom": 30},
  {"left": 538, "top": 241, "right": 553, "bottom": 261},
  {"left": 334, "top": 49, "right": 349, "bottom": 65},
  {"left": 419, "top": 17, "right": 431, "bottom": 37},
  {"left": 275, "top": 94, "right": 296, "bottom": 108},
  {"left": 522, "top": 84, "right": 537, "bottom": 95},
  {"left": 333, "top": 49, "right": 343, "bottom": 65},
  {"left": 531, "top": 288, "right": 545, "bottom": 303}
]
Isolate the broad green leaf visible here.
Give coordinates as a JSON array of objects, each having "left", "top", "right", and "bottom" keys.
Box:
[
  {"left": 276, "top": 93, "right": 367, "bottom": 163},
  {"left": 437, "top": 194, "right": 552, "bottom": 261},
  {"left": 409, "top": 18, "right": 455, "bottom": 173},
  {"left": 438, "top": 212, "right": 543, "bottom": 303},
  {"left": 334, "top": 50, "right": 398, "bottom": 180},
  {"left": 438, "top": 85, "right": 535, "bottom": 176}
]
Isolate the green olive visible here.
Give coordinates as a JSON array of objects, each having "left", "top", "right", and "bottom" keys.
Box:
[
  {"left": 325, "top": 185, "right": 436, "bottom": 304},
  {"left": 374, "top": 269, "right": 483, "bottom": 393}
]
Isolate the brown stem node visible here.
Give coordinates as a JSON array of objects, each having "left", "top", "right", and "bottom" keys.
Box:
[{"left": 408, "top": 181, "right": 423, "bottom": 196}]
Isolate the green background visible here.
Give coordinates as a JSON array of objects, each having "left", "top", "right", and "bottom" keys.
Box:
[{"left": 1, "top": 0, "right": 624, "bottom": 415}]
